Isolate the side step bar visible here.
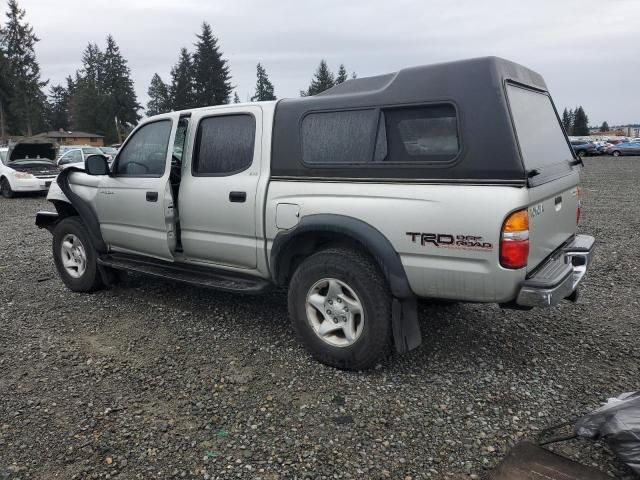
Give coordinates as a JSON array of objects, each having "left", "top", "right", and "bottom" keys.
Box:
[{"left": 98, "top": 254, "right": 272, "bottom": 294}]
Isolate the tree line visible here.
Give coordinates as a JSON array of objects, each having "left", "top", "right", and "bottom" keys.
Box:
[
  {"left": 561, "top": 106, "right": 590, "bottom": 136},
  {"left": 0, "top": 0, "right": 358, "bottom": 144}
]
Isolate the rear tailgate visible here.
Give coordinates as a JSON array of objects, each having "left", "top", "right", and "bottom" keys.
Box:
[
  {"left": 506, "top": 83, "right": 580, "bottom": 270},
  {"left": 526, "top": 173, "right": 579, "bottom": 269}
]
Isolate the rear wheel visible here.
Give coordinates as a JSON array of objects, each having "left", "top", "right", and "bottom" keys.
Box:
[
  {"left": 288, "top": 247, "right": 392, "bottom": 370},
  {"left": 612, "top": 150, "right": 621, "bottom": 157},
  {"left": 0, "top": 177, "right": 14, "bottom": 198},
  {"left": 577, "top": 150, "right": 586, "bottom": 158},
  {"left": 52, "top": 217, "right": 104, "bottom": 292}
]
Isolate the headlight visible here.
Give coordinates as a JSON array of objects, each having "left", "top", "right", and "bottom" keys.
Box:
[{"left": 14, "top": 171, "right": 34, "bottom": 179}]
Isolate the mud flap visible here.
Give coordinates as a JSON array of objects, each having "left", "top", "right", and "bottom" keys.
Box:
[{"left": 392, "top": 297, "right": 421, "bottom": 354}]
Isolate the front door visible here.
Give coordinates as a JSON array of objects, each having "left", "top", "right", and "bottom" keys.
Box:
[
  {"left": 95, "top": 117, "right": 177, "bottom": 261},
  {"left": 178, "top": 106, "right": 262, "bottom": 269}
]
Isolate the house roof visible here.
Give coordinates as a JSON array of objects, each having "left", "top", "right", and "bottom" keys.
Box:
[{"left": 36, "top": 131, "right": 104, "bottom": 138}]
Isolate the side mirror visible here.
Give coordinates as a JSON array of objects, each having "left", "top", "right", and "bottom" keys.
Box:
[{"left": 85, "top": 154, "right": 110, "bottom": 175}]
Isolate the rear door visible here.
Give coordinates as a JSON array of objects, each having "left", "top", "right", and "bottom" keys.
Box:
[
  {"left": 94, "top": 117, "right": 177, "bottom": 261},
  {"left": 506, "top": 83, "right": 580, "bottom": 269},
  {"left": 178, "top": 106, "right": 262, "bottom": 269}
]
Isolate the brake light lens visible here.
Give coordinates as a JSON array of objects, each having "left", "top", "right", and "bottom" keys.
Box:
[
  {"left": 576, "top": 186, "right": 582, "bottom": 225},
  {"left": 500, "top": 209, "right": 529, "bottom": 269}
]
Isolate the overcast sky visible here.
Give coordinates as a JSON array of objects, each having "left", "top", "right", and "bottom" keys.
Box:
[{"left": 15, "top": 0, "right": 640, "bottom": 125}]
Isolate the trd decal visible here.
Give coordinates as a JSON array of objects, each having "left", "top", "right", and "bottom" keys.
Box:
[{"left": 407, "top": 232, "right": 493, "bottom": 251}]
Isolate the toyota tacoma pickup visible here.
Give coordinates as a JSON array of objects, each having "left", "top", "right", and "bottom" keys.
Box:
[{"left": 36, "top": 57, "right": 595, "bottom": 370}]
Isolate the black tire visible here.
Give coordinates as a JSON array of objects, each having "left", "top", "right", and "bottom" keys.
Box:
[
  {"left": 0, "top": 177, "right": 15, "bottom": 198},
  {"left": 52, "top": 216, "right": 104, "bottom": 293},
  {"left": 577, "top": 150, "right": 586, "bottom": 158},
  {"left": 288, "top": 247, "right": 392, "bottom": 370},
  {"left": 612, "top": 150, "right": 621, "bottom": 157}
]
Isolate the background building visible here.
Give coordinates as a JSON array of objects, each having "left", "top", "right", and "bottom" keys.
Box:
[{"left": 35, "top": 129, "right": 104, "bottom": 146}]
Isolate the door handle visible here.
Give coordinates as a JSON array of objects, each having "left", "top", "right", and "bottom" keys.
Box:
[
  {"left": 146, "top": 191, "right": 158, "bottom": 202},
  {"left": 229, "top": 191, "right": 246, "bottom": 203}
]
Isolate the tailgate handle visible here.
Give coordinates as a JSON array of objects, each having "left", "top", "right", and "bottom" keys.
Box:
[{"left": 554, "top": 196, "right": 562, "bottom": 205}]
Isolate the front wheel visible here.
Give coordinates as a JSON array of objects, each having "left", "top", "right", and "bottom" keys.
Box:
[
  {"left": 288, "top": 247, "right": 392, "bottom": 370},
  {"left": 577, "top": 150, "right": 586, "bottom": 158},
  {"left": 0, "top": 177, "right": 15, "bottom": 198},
  {"left": 612, "top": 150, "right": 621, "bottom": 157},
  {"left": 52, "top": 217, "right": 104, "bottom": 292}
]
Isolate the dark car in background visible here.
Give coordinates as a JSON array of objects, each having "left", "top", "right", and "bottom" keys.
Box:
[
  {"left": 570, "top": 140, "right": 599, "bottom": 157},
  {"left": 606, "top": 142, "right": 640, "bottom": 157}
]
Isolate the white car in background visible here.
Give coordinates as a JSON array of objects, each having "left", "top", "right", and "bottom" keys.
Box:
[
  {"left": 57, "top": 146, "right": 105, "bottom": 169},
  {"left": 0, "top": 141, "right": 59, "bottom": 198}
]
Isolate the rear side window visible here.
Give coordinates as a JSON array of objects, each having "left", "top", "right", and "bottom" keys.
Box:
[
  {"left": 506, "top": 84, "right": 573, "bottom": 174},
  {"left": 301, "top": 105, "right": 459, "bottom": 165},
  {"left": 193, "top": 114, "right": 256, "bottom": 176},
  {"left": 302, "top": 110, "right": 377, "bottom": 164}
]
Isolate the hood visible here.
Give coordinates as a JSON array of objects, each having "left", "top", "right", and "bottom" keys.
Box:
[{"left": 7, "top": 138, "right": 58, "bottom": 163}]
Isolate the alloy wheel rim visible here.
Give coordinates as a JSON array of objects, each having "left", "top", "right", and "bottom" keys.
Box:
[
  {"left": 60, "top": 233, "right": 87, "bottom": 278},
  {"left": 305, "top": 278, "right": 364, "bottom": 347}
]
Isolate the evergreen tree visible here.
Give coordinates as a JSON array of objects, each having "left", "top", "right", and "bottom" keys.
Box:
[
  {"left": 46, "top": 84, "right": 69, "bottom": 130},
  {"left": 1, "top": 0, "right": 47, "bottom": 136},
  {"left": 233, "top": 92, "right": 241, "bottom": 104},
  {"left": 561, "top": 108, "right": 572, "bottom": 133},
  {"left": 599, "top": 121, "right": 609, "bottom": 132},
  {"left": 568, "top": 108, "right": 576, "bottom": 135},
  {"left": 573, "top": 106, "right": 590, "bottom": 136},
  {"left": 66, "top": 37, "right": 139, "bottom": 143},
  {"left": 335, "top": 64, "right": 348, "bottom": 84},
  {"left": 101, "top": 35, "right": 140, "bottom": 140},
  {"left": 0, "top": 43, "right": 13, "bottom": 140},
  {"left": 146, "top": 73, "right": 170, "bottom": 116},
  {"left": 192, "top": 22, "right": 232, "bottom": 106},
  {"left": 169, "top": 47, "right": 196, "bottom": 111},
  {"left": 251, "top": 63, "right": 276, "bottom": 101},
  {"left": 301, "top": 60, "right": 335, "bottom": 96}
]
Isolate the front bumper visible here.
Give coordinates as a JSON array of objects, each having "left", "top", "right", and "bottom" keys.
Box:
[{"left": 516, "top": 234, "right": 595, "bottom": 307}]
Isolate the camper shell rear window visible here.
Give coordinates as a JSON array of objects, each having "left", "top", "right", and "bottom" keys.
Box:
[{"left": 506, "top": 83, "right": 574, "bottom": 183}]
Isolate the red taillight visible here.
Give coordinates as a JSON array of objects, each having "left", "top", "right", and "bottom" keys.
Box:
[{"left": 500, "top": 209, "right": 529, "bottom": 269}]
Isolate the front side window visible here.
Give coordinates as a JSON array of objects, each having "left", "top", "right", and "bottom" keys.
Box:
[
  {"left": 0, "top": 150, "right": 7, "bottom": 164},
  {"left": 116, "top": 120, "right": 172, "bottom": 177},
  {"left": 193, "top": 114, "right": 255, "bottom": 176},
  {"left": 301, "top": 110, "right": 377, "bottom": 164}
]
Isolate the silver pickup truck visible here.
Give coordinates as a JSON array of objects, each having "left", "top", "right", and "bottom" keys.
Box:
[{"left": 36, "top": 57, "right": 595, "bottom": 370}]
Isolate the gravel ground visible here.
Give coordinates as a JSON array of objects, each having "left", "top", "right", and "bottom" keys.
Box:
[{"left": 1, "top": 157, "right": 638, "bottom": 480}]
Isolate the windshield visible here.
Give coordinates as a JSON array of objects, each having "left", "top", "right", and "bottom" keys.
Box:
[
  {"left": 506, "top": 84, "right": 574, "bottom": 176},
  {"left": 100, "top": 147, "right": 117, "bottom": 154}
]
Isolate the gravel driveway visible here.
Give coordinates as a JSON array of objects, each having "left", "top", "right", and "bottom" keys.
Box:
[{"left": 1, "top": 157, "right": 638, "bottom": 480}]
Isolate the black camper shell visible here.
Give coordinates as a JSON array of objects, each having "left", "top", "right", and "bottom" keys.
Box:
[{"left": 271, "top": 56, "right": 576, "bottom": 186}]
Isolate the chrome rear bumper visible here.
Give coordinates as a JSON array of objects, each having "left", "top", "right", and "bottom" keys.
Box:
[{"left": 516, "top": 235, "right": 595, "bottom": 307}]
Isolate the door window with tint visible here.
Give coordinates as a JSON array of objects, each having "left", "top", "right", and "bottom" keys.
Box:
[
  {"left": 193, "top": 114, "right": 256, "bottom": 176},
  {"left": 115, "top": 120, "right": 172, "bottom": 177}
]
